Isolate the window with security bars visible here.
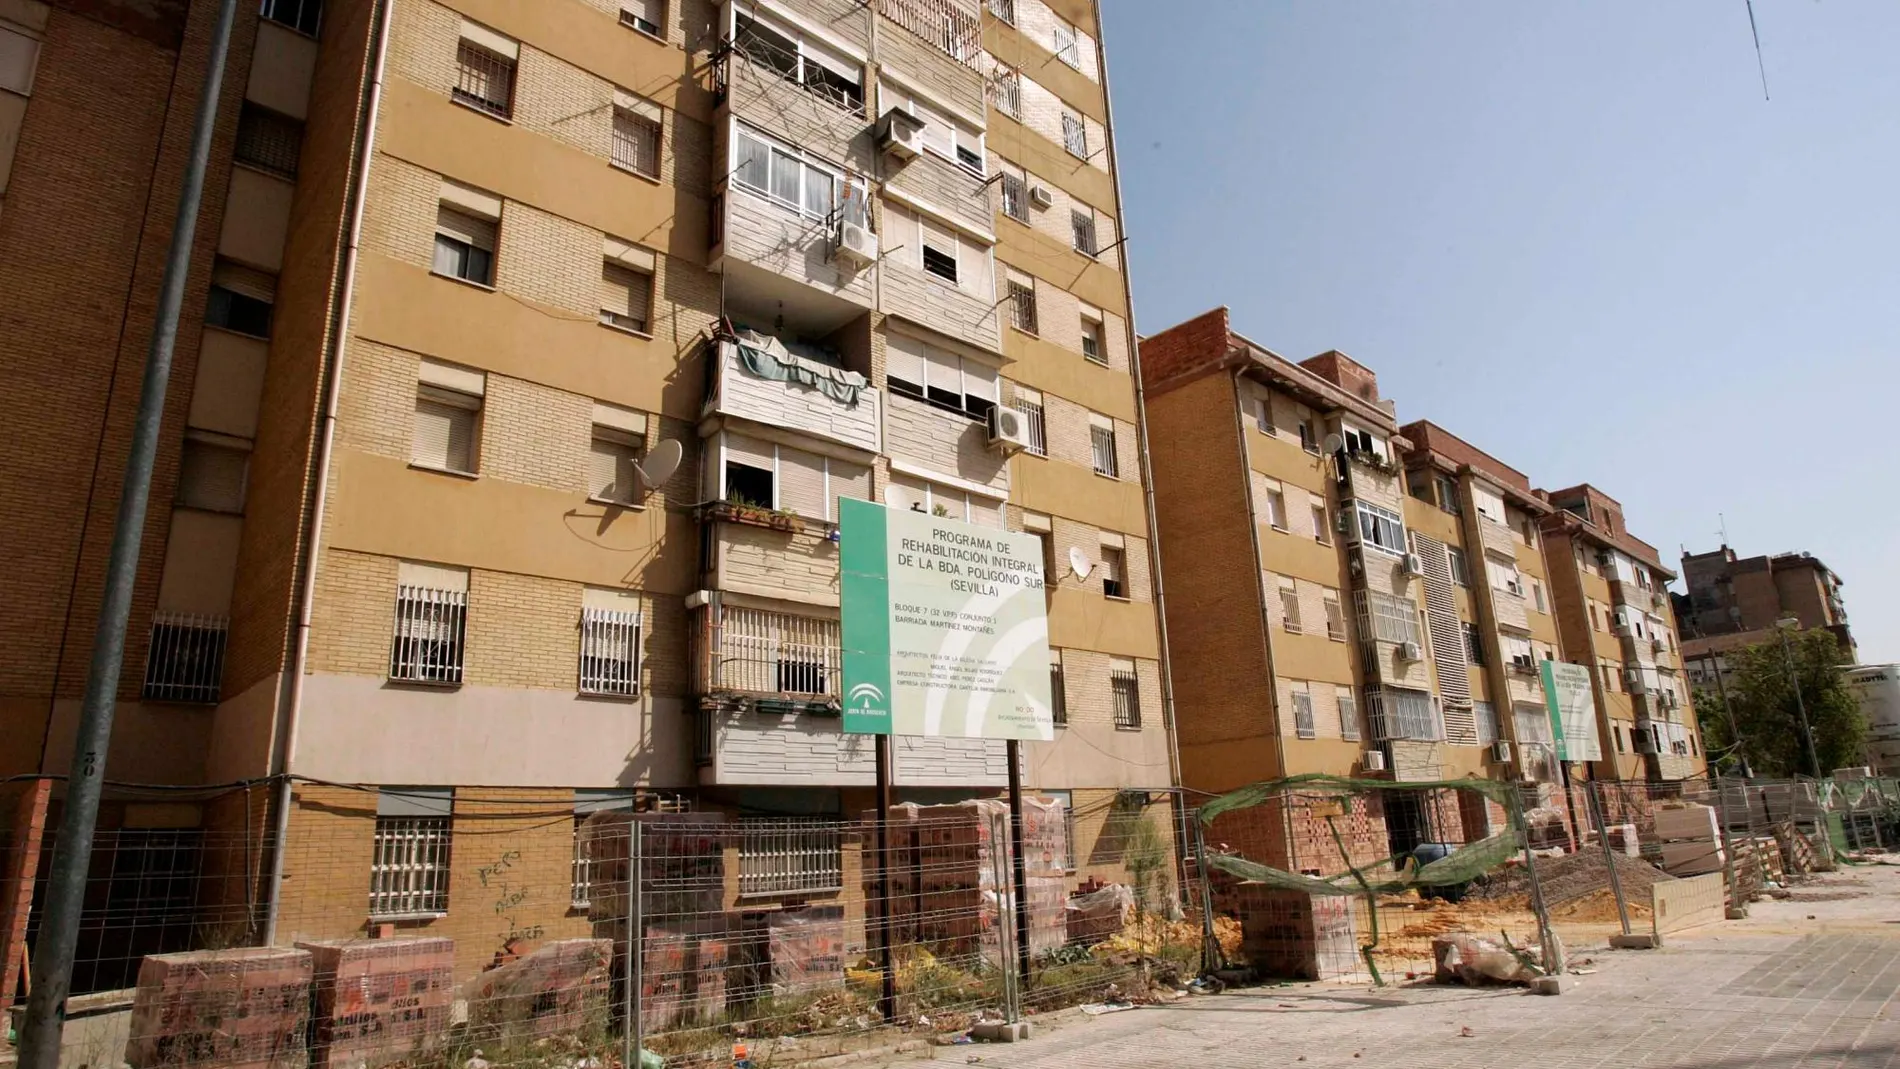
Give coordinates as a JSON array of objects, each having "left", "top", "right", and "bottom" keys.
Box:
[
  {"left": 1324, "top": 594, "right": 1345, "bottom": 640},
  {"left": 389, "top": 585, "right": 467, "bottom": 684},
  {"left": 713, "top": 606, "right": 840, "bottom": 696},
  {"left": 1111, "top": 665, "right": 1141, "bottom": 729},
  {"left": 370, "top": 817, "right": 451, "bottom": 917},
  {"left": 1053, "top": 18, "right": 1081, "bottom": 67},
  {"left": 994, "top": 66, "right": 1021, "bottom": 118},
  {"left": 1011, "top": 397, "right": 1046, "bottom": 456},
  {"left": 612, "top": 108, "right": 661, "bottom": 178},
  {"left": 579, "top": 606, "right": 641, "bottom": 696},
  {"left": 1090, "top": 423, "right": 1118, "bottom": 477},
  {"left": 1279, "top": 585, "right": 1302, "bottom": 633},
  {"left": 738, "top": 819, "right": 842, "bottom": 896},
  {"left": 234, "top": 103, "right": 302, "bottom": 179},
  {"left": 1338, "top": 690, "right": 1360, "bottom": 740},
  {"left": 260, "top": 0, "right": 321, "bottom": 36},
  {"left": 1357, "top": 589, "right": 1422, "bottom": 646},
  {"left": 988, "top": 0, "right": 1014, "bottom": 24},
  {"left": 453, "top": 40, "right": 515, "bottom": 119},
  {"left": 1000, "top": 171, "right": 1027, "bottom": 222},
  {"left": 1050, "top": 655, "right": 1066, "bottom": 725},
  {"left": 1366, "top": 686, "right": 1441, "bottom": 742},
  {"left": 1062, "top": 110, "right": 1087, "bottom": 157},
  {"left": 571, "top": 815, "right": 594, "bottom": 907},
  {"left": 1292, "top": 689, "right": 1315, "bottom": 739},
  {"left": 1071, "top": 209, "right": 1098, "bottom": 256},
  {"left": 1474, "top": 700, "right": 1500, "bottom": 746},
  {"left": 1008, "top": 277, "right": 1038, "bottom": 334},
  {"left": 142, "top": 612, "right": 228, "bottom": 703}
]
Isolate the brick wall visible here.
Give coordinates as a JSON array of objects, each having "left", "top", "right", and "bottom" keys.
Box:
[
  {"left": 1136, "top": 307, "right": 1230, "bottom": 393},
  {"left": 480, "top": 376, "right": 592, "bottom": 493},
  {"left": 307, "top": 549, "right": 400, "bottom": 678},
  {"left": 464, "top": 571, "right": 584, "bottom": 690}
]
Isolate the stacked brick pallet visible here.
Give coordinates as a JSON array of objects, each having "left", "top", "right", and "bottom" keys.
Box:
[
  {"left": 298, "top": 938, "right": 453, "bottom": 1069},
  {"left": 127, "top": 947, "right": 313, "bottom": 1069},
  {"left": 581, "top": 812, "right": 732, "bottom": 1030},
  {"left": 466, "top": 939, "right": 613, "bottom": 1040}
]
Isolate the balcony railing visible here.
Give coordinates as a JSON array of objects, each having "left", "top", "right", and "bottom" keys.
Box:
[
  {"left": 710, "top": 606, "right": 841, "bottom": 698},
  {"left": 1365, "top": 685, "right": 1442, "bottom": 742},
  {"left": 877, "top": 0, "right": 981, "bottom": 68}
]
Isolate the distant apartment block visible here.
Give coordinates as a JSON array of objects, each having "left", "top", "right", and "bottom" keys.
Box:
[{"left": 1678, "top": 545, "right": 1856, "bottom": 690}]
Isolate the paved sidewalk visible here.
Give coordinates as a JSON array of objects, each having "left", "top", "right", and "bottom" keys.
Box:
[{"left": 899, "top": 865, "right": 1900, "bottom": 1069}]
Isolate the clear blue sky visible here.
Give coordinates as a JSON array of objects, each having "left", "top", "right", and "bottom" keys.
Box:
[{"left": 1100, "top": 1, "right": 1900, "bottom": 660}]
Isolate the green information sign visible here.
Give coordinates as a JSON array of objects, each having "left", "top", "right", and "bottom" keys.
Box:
[
  {"left": 839, "top": 498, "right": 1054, "bottom": 740},
  {"left": 1540, "top": 660, "right": 1602, "bottom": 762}
]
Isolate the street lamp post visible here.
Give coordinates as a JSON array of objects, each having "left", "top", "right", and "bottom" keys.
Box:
[{"left": 1776, "top": 618, "right": 1825, "bottom": 781}]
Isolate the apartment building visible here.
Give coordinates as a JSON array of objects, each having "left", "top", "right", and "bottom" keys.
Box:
[
  {"left": 1139, "top": 310, "right": 1510, "bottom": 871},
  {"left": 0, "top": 0, "right": 1168, "bottom": 989},
  {"left": 1538, "top": 485, "right": 1704, "bottom": 783},
  {"left": 1678, "top": 545, "right": 1856, "bottom": 690}
]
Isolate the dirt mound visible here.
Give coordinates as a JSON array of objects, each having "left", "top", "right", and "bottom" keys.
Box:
[{"left": 1468, "top": 851, "right": 1667, "bottom": 908}]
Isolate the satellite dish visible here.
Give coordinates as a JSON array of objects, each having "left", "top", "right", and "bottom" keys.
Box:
[
  {"left": 1067, "top": 546, "right": 1093, "bottom": 580},
  {"left": 634, "top": 439, "right": 683, "bottom": 493},
  {"left": 1322, "top": 433, "right": 1344, "bottom": 455}
]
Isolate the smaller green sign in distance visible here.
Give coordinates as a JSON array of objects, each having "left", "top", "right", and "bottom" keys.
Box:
[{"left": 839, "top": 499, "right": 1054, "bottom": 741}]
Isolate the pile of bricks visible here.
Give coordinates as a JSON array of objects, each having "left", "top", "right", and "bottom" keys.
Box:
[
  {"left": 640, "top": 920, "right": 733, "bottom": 1030},
  {"left": 581, "top": 811, "right": 728, "bottom": 925},
  {"left": 299, "top": 937, "right": 453, "bottom": 1069},
  {"left": 1653, "top": 802, "right": 1725, "bottom": 876},
  {"left": 1222, "top": 885, "right": 1358, "bottom": 981},
  {"left": 466, "top": 938, "right": 613, "bottom": 1041},
  {"left": 739, "top": 905, "right": 854, "bottom": 998},
  {"left": 127, "top": 947, "right": 313, "bottom": 1069},
  {"left": 1773, "top": 821, "right": 1822, "bottom": 875}
]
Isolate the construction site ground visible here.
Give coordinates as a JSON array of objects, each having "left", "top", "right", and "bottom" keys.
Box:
[{"left": 881, "top": 861, "right": 1900, "bottom": 1069}]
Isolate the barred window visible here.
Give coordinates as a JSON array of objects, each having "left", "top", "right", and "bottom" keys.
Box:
[
  {"left": 453, "top": 40, "right": 515, "bottom": 119},
  {"left": 1359, "top": 589, "right": 1422, "bottom": 646},
  {"left": 1053, "top": 18, "right": 1081, "bottom": 68},
  {"left": 1001, "top": 171, "right": 1027, "bottom": 222},
  {"left": 994, "top": 66, "right": 1021, "bottom": 118},
  {"left": 1050, "top": 652, "right": 1066, "bottom": 725},
  {"left": 370, "top": 817, "right": 450, "bottom": 917},
  {"left": 1474, "top": 700, "right": 1500, "bottom": 746},
  {"left": 612, "top": 107, "right": 661, "bottom": 178},
  {"left": 738, "top": 819, "right": 841, "bottom": 896},
  {"left": 1291, "top": 688, "right": 1315, "bottom": 739},
  {"left": 1090, "top": 421, "right": 1118, "bottom": 478},
  {"left": 1279, "top": 584, "right": 1302, "bottom": 634},
  {"left": 579, "top": 606, "right": 641, "bottom": 696},
  {"left": 1111, "top": 660, "right": 1140, "bottom": 729},
  {"left": 1008, "top": 275, "right": 1038, "bottom": 334},
  {"left": 390, "top": 585, "right": 467, "bottom": 684},
  {"left": 988, "top": 0, "right": 1014, "bottom": 25},
  {"left": 1062, "top": 109, "right": 1087, "bottom": 157},
  {"left": 1071, "top": 208, "right": 1098, "bottom": 256},
  {"left": 1338, "top": 689, "right": 1360, "bottom": 741},
  {"left": 234, "top": 103, "right": 302, "bottom": 179},
  {"left": 1011, "top": 395, "right": 1046, "bottom": 456},
  {"left": 1323, "top": 593, "right": 1345, "bottom": 641},
  {"left": 1367, "top": 686, "right": 1440, "bottom": 742},
  {"left": 142, "top": 612, "right": 228, "bottom": 703},
  {"left": 571, "top": 814, "right": 594, "bottom": 907}
]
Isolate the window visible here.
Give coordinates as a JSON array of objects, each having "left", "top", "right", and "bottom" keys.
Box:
[
  {"left": 994, "top": 64, "right": 1021, "bottom": 118},
  {"left": 579, "top": 598, "right": 642, "bottom": 697},
  {"left": 434, "top": 206, "right": 496, "bottom": 286},
  {"left": 1263, "top": 485, "right": 1286, "bottom": 529},
  {"left": 390, "top": 571, "right": 468, "bottom": 685},
  {"left": 1000, "top": 169, "right": 1028, "bottom": 222},
  {"left": 724, "top": 455, "right": 775, "bottom": 508},
  {"left": 1367, "top": 685, "right": 1440, "bottom": 742},
  {"left": 1434, "top": 474, "right": 1460, "bottom": 514},
  {"left": 1278, "top": 581, "right": 1302, "bottom": 634},
  {"left": 923, "top": 241, "right": 958, "bottom": 281},
  {"left": 1474, "top": 700, "right": 1499, "bottom": 746},
  {"left": 612, "top": 104, "right": 661, "bottom": 178},
  {"left": 1338, "top": 687, "right": 1360, "bottom": 741},
  {"left": 1613, "top": 723, "right": 1626, "bottom": 754},
  {"left": 1463, "top": 621, "right": 1485, "bottom": 665},
  {"left": 1011, "top": 390, "right": 1047, "bottom": 456},
  {"left": 738, "top": 14, "right": 864, "bottom": 113},
  {"left": 732, "top": 126, "right": 865, "bottom": 224},
  {"left": 176, "top": 437, "right": 249, "bottom": 513},
  {"left": 1052, "top": 17, "right": 1080, "bottom": 67},
  {"left": 1080, "top": 314, "right": 1105, "bottom": 363},
  {"left": 1323, "top": 591, "right": 1345, "bottom": 640},
  {"left": 1521, "top": 514, "right": 1538, "bottom": 546},
  {"left": 1007, "top": 271, "right": 1038, "bottom": 334},
  {"left": 1362, "top": 590, "right": 1422, "bottom": 645},
  {"left": 142, "top": 612, "right": 229, "bottom": 703},
  {"left": 885, "top": 333, "right": 998, "bottom": 421},
  {"left": 600, "top": 262, "right": 653, "bottom": 334},
  {"left": 1110, "top": 659, "right": 1140, "bottom": 729},
  {"left": 1532, "top": 581, "right": 1546, "bottom": 613},
  {"left": 1100, "top": 544, "right": 1126, "bottom": 600},
  {"left": 204, "top": 261, "right": 275, "bottom": 337},
  {"left": 1089, "top": 417, "right": 1118, "bottom": 477},
  {"left": 739, "top": 819, "right": 842, "bottom": 896},
  {"left": 453, "top": 35, "right": 516, "bottom": 119},
  {"left": 1312, "top": 503, "right": 1330, "bottom": 545},
  {"left": 885, "top": 475, "right": 1000, "bottom": 528},
  {"left": 620, "top": 0, "right": 664, "bottom": 38},
  {"left": 1061, "top": 107, "right": 1086, "bottom": 157},
  {"left": 412, "top": 372, "right": 481, "bottom": 476},
  {"left": 1254, "top": 396, "right": 1276, "bottom": 435},
  {"left": 370, "top": 790, "right": 451, "bottom": 918},
  {"left": 1049, "top": 651, "right": 1066, "bottom": 725},
  {"left": 1349, "top": 501, "right": 1406, "bottom": 556},
  {"left": 259, "top": 0, "right": 321, "bottom": 36},
  {"left": 233, "top": 103, "right": 302, "bottom": 179},
  {"left": 1341, "top": 424, "right": 1385, "bottom": 461},
  {"left": 1471, "top": 484, "right": 1506, "bottom": 524},
  {"left": 570, "top": 792, "right": 634, "bottom": 907},
  {"left": 1447, "top": 547, "right": 1469, "bottom": 586},
  {"left": 1298, "top": 419, "right": 1319, "bottom": 454},
  {"left": 1071, "top": 207, "right": 1098, "bottom": 256},
  {"left": 1488, "top": 556, "right": 1523, "bottom": 597},
  {"left": 1291, "top": 686, "right": 1316, "bottom": 739},
  {"left": 989, "top": 0, "right": 1015, "bottom": 25},
  {"left": 882, "top": 83, "right": 982, "bottom": 172},
  {"left": 589, "top": 405, "right": 646, "bottom": 505}
]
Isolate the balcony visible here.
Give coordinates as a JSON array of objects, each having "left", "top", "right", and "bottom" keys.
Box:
[
  {"left": 1491, "top": 582, "right": 1530, "bottom": 632},
  {"left": 705, "top": 334, "right": 880, "bottom": 454},
  {"left": 1476, "top": 514, "right": 1517, "bottom": 559}
]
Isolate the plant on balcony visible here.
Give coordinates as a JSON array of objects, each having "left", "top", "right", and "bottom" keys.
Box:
[
  {"left": 1346, "top": 448, "right": 1401, "bottom": 476},
  {"left": 709, "top": 494, "right": 800, "bottom": 532}
]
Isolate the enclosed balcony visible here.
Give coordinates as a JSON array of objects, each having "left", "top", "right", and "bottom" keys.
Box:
[{"left": 704, "top": 332, "right": 879, "bottom": 454}]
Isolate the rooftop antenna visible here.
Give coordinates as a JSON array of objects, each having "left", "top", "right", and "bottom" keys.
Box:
[
  {"left": 1718, "top": 512, "right": 1729, "bottom": 548},
  {"left": 1745, "top": 0, "right": 1770, "bottom": 101}
]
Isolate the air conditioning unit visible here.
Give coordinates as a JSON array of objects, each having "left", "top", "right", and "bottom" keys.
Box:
[
  {"left": 1401, "top": 553, "right": 1424, "bottom": 578},
  {"left": 1491, "top": 740, "right": 1512, "bottom": 763},
  {"left": 1633, "top": 730, "right": 1658, "bottom": 755},
  {"left": 1650, "top": 636, "right": 1665, "bottom": 652},
  {"left": 986, "top": 405, "right": 1033, "bottom": 452},
  {"left": 1398, "top": 640, "right": 1422, "bottom": 662},
  {"left": 1028, "top": 184, "right": 1054, "bottom": 210},
  {"left": 877, "top": 109, "right": 924, "bottom": 158},
  {"left": 1597, "top": 551, "right": 1614, "bottom": 569},
  {"left": 1363, "top": 749, "right": 1387, "bottom": 772},
  {"left": 835, "top": 222, "right": 878, "bottom": 267}
]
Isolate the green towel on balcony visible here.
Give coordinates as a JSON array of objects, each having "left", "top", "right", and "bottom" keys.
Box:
[{"left": 734, "top": 337, "right": 866, "bottom": 406}]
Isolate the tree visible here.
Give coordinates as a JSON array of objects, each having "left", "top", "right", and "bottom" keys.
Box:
[{"left": 1696, "top": 629, "right": 1865, "bottom": 778}]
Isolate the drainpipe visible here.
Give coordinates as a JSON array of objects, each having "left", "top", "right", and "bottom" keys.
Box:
[
  {"left": 262, "top": 0, "right": 396, "bottom": 945},
  {"left": 1094, "top": 23, "right": 1187, "bottom": 869}
]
